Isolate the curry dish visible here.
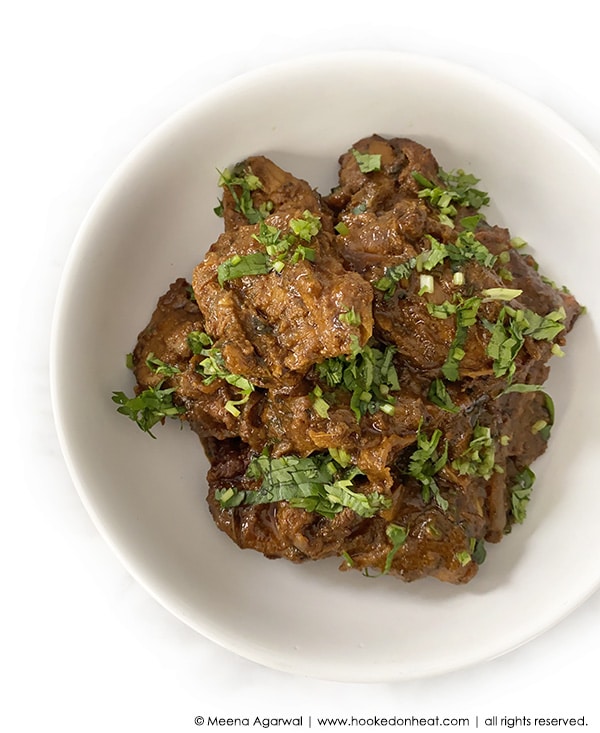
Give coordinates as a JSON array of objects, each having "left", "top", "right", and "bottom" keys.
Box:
[{"left": 113, "top": 136, "right": 581, "bottom": 583}]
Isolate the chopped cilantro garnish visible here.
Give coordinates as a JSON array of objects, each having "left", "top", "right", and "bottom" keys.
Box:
[
  {"left": 531, "top": 419, "right": 548, "bottom": 435},
  {"left": 215, "top": 451, "right": 391, "bottom": 519},
  {"left": 185, "top": 284, "right": 198, "bottom": 303},
  {"left": 500, "top": 382, "right": 546, "bottom": 397},
  {"left": 510, "top": 236, "right": 528, "bottom": 249},
  {"left": 112, "top": 382, "right": 185, "bottom": 438},
  {"left": 289, "top": 210, "right": 321, "bottom": 241},
  {"left": 375, "top": 221, "right": 495, "bottom": 299},
  {"left": 252, "top": 221, "right": 282, "bottom": 248},
  {"left": 427, "top": 301, "right": 457, "bottom": 319},
  {"left": 341, "top": 551, "right": 354, "bottom": 568},
  {"left": 456, "top": 538, "right": 486, "bottom": 567},
  {"left": 351, "top": 148, "right": 382, "bottom": 173},
  {"left": 309, "top": 385, "right": 330, "bottom": 418},
  {"left": 376, "top": 218, "right": 495, "bottom": 301},
  {"left": 407, "top": 421, "right": 449, "bottom": 511},
  {"left": 439, "top": 295, "right": 482, "bottom": 382},
  {"left": 484, "top": 308, "right": 524, "bottom": 381},
  {"left": 316, "top": 340, "right": 400, "bottom": 421},
  {"left": 187, "top": 330, "right": 213, "bottom": 354},
  {"left": 455, "top": 550, "right": 472, "bottom": 567},
  {"left": 187, "top": 331, "right": 254, "bottom": 416},
  {"left": 218, "top": 211, "right": 321, "bottom": 286},
  {"left": 339, "top": 306, "right": 361, "bottom": 326},
  {"left": 217, "top": 252, "right": 272, "bottom": 285},
  {"left": 438, "top": 168, "right": 490, "bottom": 210},
  {"left": 444, "top": 222, "right": 497, "bottom": 268},
  {"left": 373, "top": 257, "right": 416, "bottom": 298},
  {"left": 383, "top": 523, "right": 408, "bottom": 574},
  {"left": 217, "top": 166, "right": 273, "bottom": 224},
  {"left": 328, "top": 447, "right": 352, "bottom": 467},
  {"left": 481, "top": 287, "right": 523, "bottom": 301},
  {"left": 519, "top": 306, "right": 566, "bottom": 341},
  {"left": 428, "top": 378, "right": 459, "bottom": 413},
  {"left": 451, "top": 425, "right": 497, "bottom": 480},
  {"left": 484, "top": 305, "right": 566, "bottom": 380},
  {"left": 411, "top": 169, "right": 489, "bottom": 226},
  {"left": 416, "top": 236, "right": 448, "bottom": 272},
  {"left": 510, "top": 467, "right": 536, "bottom": 523},
  {"left": 471, "top": 537, "right": 487, "bottom": 565},
  {"left": 145, "top": 353, "right": 181, "bottom": 377}
]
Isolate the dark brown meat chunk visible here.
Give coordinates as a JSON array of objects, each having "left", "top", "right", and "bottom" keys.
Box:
[{"left": 193, "top": 157, "right": 373, "bottom": 386}]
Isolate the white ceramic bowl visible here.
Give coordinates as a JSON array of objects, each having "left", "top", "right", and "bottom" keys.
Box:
[{"left": 51, "top": 51, "right": 600, "bottom": 682}]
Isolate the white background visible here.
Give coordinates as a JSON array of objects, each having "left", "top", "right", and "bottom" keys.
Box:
[{"left": 4, "top": 1, "right": 599, "bottom": 731}]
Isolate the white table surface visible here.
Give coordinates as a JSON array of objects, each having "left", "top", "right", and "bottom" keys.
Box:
[{"left": 5, "top": 1, "right": 599, "bottom": 730}]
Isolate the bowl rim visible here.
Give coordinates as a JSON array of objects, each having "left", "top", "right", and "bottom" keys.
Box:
[{"left": 50, "top": 50, "right": 600, "bottom": 682}]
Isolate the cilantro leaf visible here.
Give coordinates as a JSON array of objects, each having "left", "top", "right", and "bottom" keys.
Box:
[
  {"left": 411, "top": 169, "right": 489, "bottom": 226},
  {"left": 481, "top": 287, "right": 523, "bottom": 302},
  {"left": 145, "top": 352, "right": 181, "bottom": 377},
  {"left": 438, "top": 168, "right": 490, "bottom": 210},
  {"left": 428, "top": 378, "right": 459, "bottom": 413},
  {"left": 315, "top": 340, "right": 400, "bottom": 421},
  {"left": 309, "top": 385, "right": 330, "bottom": 418},
  {"left": 218, "top": 211, "right": 321, "bottom": 286},
  {"left": 112, "top": 382, "right": 185, "bottom": 438},
  {"left": 215, "top": 451, "right": 391, "bottom": 519},
  {"left": 373, "top": 257, "right": 417, "bottom": 298},
  {"left": 485, "top": 305, "right": 566, "bottom": 381},
  {"left": 451, "top": 425, "right": 497, "bottom": 480},
  {"left": 339, "top": 306, "right": 361, "bottom": 326},
  {"left": 217, "top": 252, "right": 272, "bottom": 286},
  {"left": 289, "top": 210, "right": 321, "bottom": 241},
  {"left": 217, "top": 165, "right": 272, "bottom": 224},
  {"left": 382, "top": 523, "right": 408, "bottom": 575},
  {"left": 351, "top": 148, "right": 382, "bottom": 173},
  {"left": 407, "top": 421, "right": 449, "bottom": 511},
  {"left": 455, "top": 550, "right": 472, "bottom": 567},
  {"left": 187, "top": 331, "right": 254, "bottom": 416},
  {"left": 438, "top": 295, "right": 481, "bottom": 382},
  {"left": 471, "top": 537, "right": 487, "bottom": 565},
  {"left": 510, "top": 467, "right": 536, "bottom": 523},
  {"left": 484, "top": 308, "right": 524, "bottom": 380}
]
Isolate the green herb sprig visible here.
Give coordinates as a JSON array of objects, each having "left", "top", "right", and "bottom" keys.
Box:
[
  {"left": 112, "top": 383, "right": 185, "bottom": 438},
  {"left": 188, "top": 331, "right": 254, "bottom": 416},
  {"left": 412, "top": 169, "right": 489, "bottom": 226},
  {"left": 373, "top": 216, "right": 496, "bottom": 299},
  {"left": 427, "top": 378, "right": 459, "bottom": 413},
  {"left": 217, "top": 211, "right": 321, "bottom": 286},
  {"left": 382, "top": 523, "right": 408, "bottom": 574},
  {"left": 484, "top": 305, "right": 566, "bottom": 381},
  {"left": 215, "top": 450, "right": 391, "bottom": 519},
  {"left": 451, "top": 425, "right": 497, "bottom": 480},
  {"left": 510, "top": 467, "right": 536, "bottom": 523},
  {"left": 215, "top": 166, "right": 273, "bottom": 223},
  {"left": 407, "top": 421, "right": 449, "bottom": 511},
  {"left": 315, "top": 340, "right": 400, "bottom": 421},
  {"left": 352, "top": 148, "right": 382, "bottom": 173}
]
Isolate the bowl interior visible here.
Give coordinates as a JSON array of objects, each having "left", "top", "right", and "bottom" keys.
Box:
[{"left": 51, "top": 52, "right": 600, "bottom": 681}]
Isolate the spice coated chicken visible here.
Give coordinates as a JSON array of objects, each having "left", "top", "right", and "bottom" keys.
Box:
[{"left": 113, "top": 135, "right": 581, "bottom": 584}]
